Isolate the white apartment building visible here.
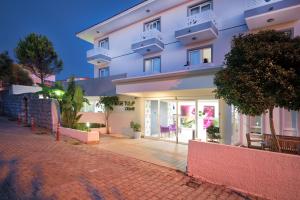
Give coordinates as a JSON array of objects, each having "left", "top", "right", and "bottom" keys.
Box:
[{"left": 76, "top": 0, "right": 300, "bottom": 144}]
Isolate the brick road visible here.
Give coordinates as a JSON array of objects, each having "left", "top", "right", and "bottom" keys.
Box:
[{"left": 0, "top": 117, "right": 261, "bottom": 200}]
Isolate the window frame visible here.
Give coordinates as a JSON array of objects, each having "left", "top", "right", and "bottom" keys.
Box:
[
  {"left": 99, "top": 67, "right": 110, "bottom": 78},
  {"left": 187, "top": 0, "right": 213, "bottom": 16},
  {"left": 279, "top": 28, "right": 294, "bottom": 38},
  {"left": 98, "top": 38, "right": 109, "bottom": 49},
  {"left": 143, "top": 56, "right": 161, "bottom": 73},
  {"left": 143, "top": 18, "right": 161, "bottom": 32},
  {"left": 187, "top": 45, "right": 213, "bottom": 66}
]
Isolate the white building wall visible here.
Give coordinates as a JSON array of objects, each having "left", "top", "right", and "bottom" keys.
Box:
[{"left": 93, "top": 0, "right": 248, "bottom": 78}]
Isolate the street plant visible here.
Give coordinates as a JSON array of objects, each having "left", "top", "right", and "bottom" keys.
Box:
[
  {"left": 61, "top": 77, "right": 88, "bottom": 129},
  {"left": 15, "top": 33, "right": 63, "bottom": 85},
  {"left": 96, "top": 96, "right": 119, "bottom": 134},
  {"left": 214, "top": 30, "right": 300, "bottom": 151}
]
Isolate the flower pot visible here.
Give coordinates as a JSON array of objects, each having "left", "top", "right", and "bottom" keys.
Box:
[{"left": 132, "top": 131, "right": 141, "bottom": 139}]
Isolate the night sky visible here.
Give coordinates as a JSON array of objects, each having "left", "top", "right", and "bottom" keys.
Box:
[{"left": 0, "top": 0, "right": 142, "bottom": 80}]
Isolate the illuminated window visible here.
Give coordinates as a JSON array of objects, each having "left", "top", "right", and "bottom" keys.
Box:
[{"left": 188, "top": 47, "right": 212, "bottom": 65}]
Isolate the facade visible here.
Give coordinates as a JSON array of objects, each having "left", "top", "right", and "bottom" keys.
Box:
[{"left": 77, "top": 0, "right": 300, "bottom": 144}]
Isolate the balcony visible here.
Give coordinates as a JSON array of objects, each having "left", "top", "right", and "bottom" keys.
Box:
[
  {"left": 245, "top": 0, "right": 300, "bottom": 30},
  {"left": 131, "top": 29, "right": 164, "bottom": 55},
  {"left": 175, "top": 10, "right": 218, "bottom": 45},
  {"left": 87, "top": 47, "right": 111, "bottom": 65}
]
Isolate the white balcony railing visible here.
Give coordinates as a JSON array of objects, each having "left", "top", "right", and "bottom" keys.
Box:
[
  {"left": 246, "top": 0, "right": 283, "bottom": 10},
  {"left": 86, "top": 47, "right": 110, "bottom": 58},
  {"left": 134, "top": 28, "right": 163, "bottom": 43},
  {"left": 187, "top": 10, "right": 217, "bottom": 27}
]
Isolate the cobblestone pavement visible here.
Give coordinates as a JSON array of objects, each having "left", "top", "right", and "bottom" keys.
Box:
[{"left": 0, "top": 117, "right": 262, "bottom": 200}]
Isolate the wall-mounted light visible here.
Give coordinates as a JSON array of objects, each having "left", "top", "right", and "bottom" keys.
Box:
[{"left": 86, "top": 122, "right": 90, "bottom": 128}]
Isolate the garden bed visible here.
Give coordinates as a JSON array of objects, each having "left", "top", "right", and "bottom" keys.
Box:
[{"left": 60, "top": 127, "right": 99, "bottom": 144}]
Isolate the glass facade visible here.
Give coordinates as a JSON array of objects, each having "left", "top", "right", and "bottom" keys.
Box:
[{"left": 145, "top": 99, "right": 219, "bottom": 144}]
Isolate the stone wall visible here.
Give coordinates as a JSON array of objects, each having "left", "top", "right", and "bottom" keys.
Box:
[{"left": 0, "top": 91, "right": 60, "bottom": 131}]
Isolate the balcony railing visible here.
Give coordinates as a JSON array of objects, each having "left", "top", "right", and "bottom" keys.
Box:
[
  {"left": 135, "top": 28, "right": 163, "bottom": 43},
  {"left": 246, "top": 0, "right": 283, "bottom": 9},
  {"left": 86, "top": 47, "right": 110, "bottom": 58},
  {"left": 187, "top": 10, "right": 217, "bottom": 27}
]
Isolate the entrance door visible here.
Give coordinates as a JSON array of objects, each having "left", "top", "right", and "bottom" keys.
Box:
[
  {"left": 159, "top": 100, "right": 177, "bottom": 142},
  {"left": 177, "top": 101, "right": 196, "bottom": 143},
  {"left": 197, "top": 100, "right": 219, "bottom": 142}
]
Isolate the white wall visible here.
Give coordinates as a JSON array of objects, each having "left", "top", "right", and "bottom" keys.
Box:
[
  {"left": 10, "top": 85, "right": 41, "bottom": 95},
  {"left": 79, "top": 95, "right": 143, "bottom": 136},
  {"left": 93, "top": 0, "right": 247, "bottom": 78}
]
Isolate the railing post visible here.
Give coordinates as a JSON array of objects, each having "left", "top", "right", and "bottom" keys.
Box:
[
  {"left": 31, "top": 117, "right": 35, "bottom": 132},
  {"left": 18, "top": 113, "right": 21, "bottom": 125},
  {"left": 56, "top": 122, "right": 60, "bottom": 141}
]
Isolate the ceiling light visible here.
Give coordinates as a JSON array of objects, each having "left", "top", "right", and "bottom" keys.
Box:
[{"left": 146, "top": 9, "right": 150, "bottom": 13}]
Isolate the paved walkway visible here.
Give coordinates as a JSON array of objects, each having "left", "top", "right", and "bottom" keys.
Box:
[
  {"left": 0, "top": 117, "right": 262, "bottom": 200},
  {"left": 97, "top": 135, "right": 187, "bottom": 172}
]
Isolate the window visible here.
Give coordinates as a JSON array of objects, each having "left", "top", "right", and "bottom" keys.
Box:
[
  {"left": 188, "top": 1, "right": 212, "bottom": 16},
  {"left": 250, "top": 116, "right": 262, "bottom": 133},
  {"left": 280, "top": 29, "right": 293, "bottom": 38},
  {"left": 188, "top": 47, "right": 212, "bottom": 65},
  {"left": 81, "top": 99, "right": 105, "bottom": 113},
  {"left": 98, "top": 38, "right": 109, "bottom": 49},
  {"left": 99, "top": 67, "right": 109, "bottom": 78},
  {"left": 144, "top": 57, "right": 161, "bottom": 73},
  {"left": 144, "top": 19, "right": 161, "bottom": 32}
]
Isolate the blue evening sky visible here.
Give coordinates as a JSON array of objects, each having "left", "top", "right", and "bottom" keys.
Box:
[{"left": 0, "top": 0, "right": 142, "bottom": 80}]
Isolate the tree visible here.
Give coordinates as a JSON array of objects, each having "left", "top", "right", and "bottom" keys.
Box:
[
  {"left": 15, "top": 33, "right": 63, "bottom": 84},
  {"left": 0, "top": 51, "right": 33, "bottom": 86},
  {"left": 36, "top": 82, "right": 65, "bottom": 109},
  {"left": 96, "top": 96, "right": 119, "bottom": 134},
  {"left": 214, "top": 30, "right": 300, "bottom": 152},
  {"left": 61, "top": 77, "right": 88, "bottom": 129}
]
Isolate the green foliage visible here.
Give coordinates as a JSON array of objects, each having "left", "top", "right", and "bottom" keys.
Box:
[
  {"left": 214, "top": 30, "right": 300, "bottom": 151},
  {"left": 74, "top": 123, "right": 90, "bottom": 132},
  {"left": 206, "top": 125, "right": 221, "bottom": 140},
  {"left": 36, "top": 83, "right": 65, "bottom": 101},
  {"left": 61, "top": 77, "right": 89, "bottom": 129},
  {"left": 96, "top": 96, "right": 119, "bottom": 134},
  {"left": 15, "top": 33, "right": 63, "bottom": 84},
  {"left": 130, "top": 121, "right": 141, "bottom": 132},
  {"left": 0, "top": 52, "right": 33, "bottom": 86},
  {"left": 215, "top": 30, "right": 300, "bottom": 115},
  {"left": 77, "top": 123, "right": 105, "bottom": 128}
]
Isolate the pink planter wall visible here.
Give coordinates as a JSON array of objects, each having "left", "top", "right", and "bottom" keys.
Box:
[
  {"left": 60, "top": 127, "right": 99, "bottom": 144},
  {"left": 188, "top": 140, "right": 300, "bottom": 200}
]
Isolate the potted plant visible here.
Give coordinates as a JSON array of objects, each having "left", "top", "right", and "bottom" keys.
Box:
[
  {"left": 130, "top": 121, "right": 141, "bottom": 139},
  {"left": 206, "top": 125, "right": 221, "bottom": 143}
]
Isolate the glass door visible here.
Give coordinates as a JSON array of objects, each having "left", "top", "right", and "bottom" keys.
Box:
[
  {"left": 177, "top": 101, "right": 196, "bottom": 143},
  {"left": 197, "top": 100, "right": 219, "bottom": 142},
  {"left": 159, "top": 100, "right": 177, "bottom": 142}
]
